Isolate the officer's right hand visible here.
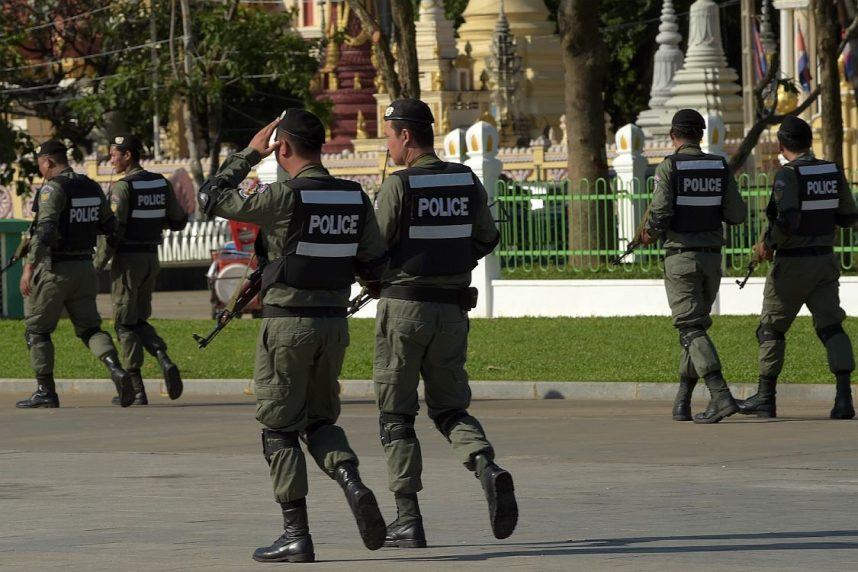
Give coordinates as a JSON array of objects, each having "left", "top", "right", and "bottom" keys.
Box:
[
  {"left": 19, "top": 263, "right": 33, "bottom": 297},
  {"left": 249, "top": 118, "right": 282, "bottom": 158},
  {"left": 639, "top": 228, "right": 653, "bottom": 245},
  {"left": 753, "top": 241, "right": 773, "bottom": 262}
]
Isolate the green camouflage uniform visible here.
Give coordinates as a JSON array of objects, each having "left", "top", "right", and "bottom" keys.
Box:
[
  {"left": 373, "top": 153, "right": 500, "bottom": 494},
  {"left": 201, "top": 148, "right": 387, "bottom": 503},
  {"left": 25, "top": 168, "right": 120, "bottom": 376},
  {"left": 95, "top": 165, "right": 187, "bottom": 371},
  {"left": 758, "top": 152, "right": 857, "bottom": 380},
  {"left": 645, "top": 143, "right": 747, "bottom": 380}
]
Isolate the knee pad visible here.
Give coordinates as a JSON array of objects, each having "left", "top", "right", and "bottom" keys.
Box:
[
  {"left": 431, "top": 409, "right": 471, "bottom": 441},
  {"left": 816, "top": 323, "right": 846, "bottom": 344},
  {"left": 114, "top": 322, "right": 136, "bottom": 337},
  {"left": 261, "top": 428, "right": 300, "bottom": 464},
  {"left": 78, "top": 327, "right": 103, "bottom": 345},
  {"left": 678, "top": 327, "right": 706, "bottom": 349},
  {"left": 24, "top": 329, "right": 51, "bottom": 349},
  {"left": 304, "top": 420, "right": 332, "bottom": 441},
  {"left": 756, "top": 324, "right": 786, "bottom": 344},
  {"left": 379, "top": 413, "right": 416, "bottom": 446}
]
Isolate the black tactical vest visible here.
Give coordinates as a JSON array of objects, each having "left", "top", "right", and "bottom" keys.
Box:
[
  {"left": 122, "top": 170, "right": 170, "bottom": 243},
  {"left": 262, "top": 176, "right": 368, "bottom": 292},
  {"left": 391, "top": 162, "right": 478, "bottom": 276},
  {"left": 668, "top": 153, "right": 729, "bottom": 233},
  {"left": 52, "top": 174, "right": 103, "bottom": 252},
  {"left": 792, "top": 159, "right": 841, "bottom": 236}
]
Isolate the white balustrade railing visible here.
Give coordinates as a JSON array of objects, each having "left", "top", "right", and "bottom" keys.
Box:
[{"left": 158, "top": 219, "right": 231, "bottom": 264}]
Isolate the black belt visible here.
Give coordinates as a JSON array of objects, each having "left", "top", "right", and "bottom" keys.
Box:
[
  {"left": 262, "top": 305, "right": 346, "bottom": 318},
  {"left": 776, "top": 246, "right": 834, "bottom": 258},
  {"left": 51, "top": 254, "right": 92, "bottom": 262},
  {"left": 380, "top": 285, "right": 478, "bottom": 311},
  {"left": 664, "top": 247, "right": 722, "bottom": 258},
  {"left": 117, "top": 244, "right": 159, "bottom": 253}
]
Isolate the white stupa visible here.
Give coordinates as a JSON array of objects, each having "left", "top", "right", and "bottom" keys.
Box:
[
  {"left": 637, "top": 0, "right": 684, "bottom": 136},
  {"left": 661, "top": 0, "right": 744, "bottom": 138}
]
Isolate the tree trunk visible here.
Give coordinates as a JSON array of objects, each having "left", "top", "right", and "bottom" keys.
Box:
[
  {"left": 207, "top": 96, "right": 223, "bottom": 179},
  {"left": 346, "top": 0, "right": 402, "bottom": 99},
  {"left": 813, "top": 0, "right": 844, "bottom": 166},
  {"left": 179, "top": 0, "right": 205, "bottom": 188},
  {"left": 558, "top": 0, "right": 609, "bottom": 267},
  {"left": 391, "top": 0, "right": 420, "bottom": 99}
]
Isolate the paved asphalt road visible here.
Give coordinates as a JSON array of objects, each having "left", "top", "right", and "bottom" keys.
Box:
[{"left": 3, "top": 396, "right": 858, "bottom": 571}]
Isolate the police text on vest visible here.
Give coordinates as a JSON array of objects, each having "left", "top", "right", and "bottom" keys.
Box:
[
  {"left": 417, "top": 196, "right": 469, "bottom": 217},
  {"left": 683, "top": 178, "right": 722, "bottom": 193},
  {"left": 807, "top": 180, "right": 838, "bottom": 195},
  {"left": 308, "top": 214, "right": 359, "bottom": 235},
  {"left": 70, "top": 206, "right": 99, "bottom": 223},
  {"left": 138, "top": 193, "right": 166, "bottom": 206}
]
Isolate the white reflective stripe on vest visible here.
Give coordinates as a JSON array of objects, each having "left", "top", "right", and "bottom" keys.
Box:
[
  {"left": 409, "top": 224, "right": 473, "bottom": 239},
  {"left": 408, "top": 172, "right": 474, "bottom": 189},
  {"left": 295, "top": 241, "right": 359, "bottom": 257},
  {"left": 802, "top": 199, "right": 839, "bottom": 211},
  {"left": 130, "top": 208, "right": 167, "bottom": 219},
  {"left": 131, "top": 179, "right": 168, "bottom": 190},
  {"left": 675, "top": 160, "right": 725, "bottom": 171},
  {"left": 300, "top": 190, "right": 363, "bottom": 204},
  {"left": 676, "top": 196, "right": 723, "bottom": 206},
  {"left": 798, "top": 163, "right": 839, "bottom": 176},
  {"left": 71, "top": 197, "right": 101, "bottom": 207}
]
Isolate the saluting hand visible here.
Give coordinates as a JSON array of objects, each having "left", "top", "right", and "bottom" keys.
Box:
[{"left": 249, "top": 118, "right": 282, "bottom": 158}]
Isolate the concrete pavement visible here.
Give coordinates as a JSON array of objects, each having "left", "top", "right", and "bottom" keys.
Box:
[{"left": 2, "top": 396, "right": 858, "bottom": 571}]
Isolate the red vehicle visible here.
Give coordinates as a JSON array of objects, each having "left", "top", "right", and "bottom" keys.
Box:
[{"left": 207, "top": 220, "right": 262, "bottom": 319}]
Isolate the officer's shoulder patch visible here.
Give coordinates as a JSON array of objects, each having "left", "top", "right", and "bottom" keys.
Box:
[{"left": 238, "top": 179, "right": 271, "bottom": 200}]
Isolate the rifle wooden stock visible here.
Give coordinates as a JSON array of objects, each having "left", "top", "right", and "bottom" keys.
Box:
[{"left": 611, "top": 204, "right": 652, "bottom": 266}]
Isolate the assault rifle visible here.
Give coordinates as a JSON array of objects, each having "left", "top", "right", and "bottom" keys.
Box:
[
  {"left": 736, "top": 241, "right": 766, "bottom": 290},
  {"left": 347, "top": 287, "right": 373, "bottom": 317},
  {"left": 193, "top": 265, "right": 263, "bottom": 348},
  {"left": 611, "top": 205, "right": 652, "bottom": 266},
  {"left": 0, "top": 235, "right": 31, "bottom": 274}
]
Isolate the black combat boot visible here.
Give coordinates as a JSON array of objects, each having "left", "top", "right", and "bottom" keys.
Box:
[
  {"left": 672, "top": 376, "right": 697, "bottom": 421},
  {"left": 693, "top": 371, "right": 739, "bottom": 424},
  {"left": 101, "top": 354, "right": 134, "bottom": 408},
  {"left": 156, "top": 350, "right": 183, "bottom": 400},
  {"left": 253, "top": 499, "right": 315, "bottom": 563},
  {"left": 112, "top": 370, "right": 148, "bottom": 406},
  {"left": 334, "top": 462, "right": 386, "bottom": 550},
  {"left": 831, "top": 372, "right": 855, "bottom": 420},
  {"left": 474, "top": 453, "right": 518, "bottom": 540},
  {"left": 16, "top": 374, "right": 59, "bottom": 408},
  {"left": 385, "top": 493, "right": 427, "bottom": 548},
  {"left": 737, "top": 376, "right": 777, "bottom": 418}
]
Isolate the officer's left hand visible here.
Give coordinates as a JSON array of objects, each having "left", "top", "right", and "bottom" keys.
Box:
[
  {"left": 19, "top": 264, "right": 33, "bottom": 297},
  {"left": 249, "top": 118, "right": 282, "bottom": 158}
]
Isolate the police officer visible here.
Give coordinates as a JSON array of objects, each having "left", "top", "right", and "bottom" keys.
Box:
[
  {"left": 738, "top": 116, "right": 858, "bottom": 419},
  {"left": 198, "top": 110, "right": 389, "bottom": 563},
  {"left": 372, "top": 98, "right": 518, "bottom": 547},
  {"left": 17, "top": 140, "right": 135, "bottom": 409},
  {"left": 95, "top": 134, "right": 187, "bottom": 406},
  {"left": 640, "top": 109, "right": 747, "bottom": 423}
]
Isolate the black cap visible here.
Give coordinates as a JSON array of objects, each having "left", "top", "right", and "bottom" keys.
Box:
[
  {"left": 383, "top": 98, "right": 434, "bottom": 125},
  {"left": 35, "top": 139, "right": 68, "bottom": 157},
  {"left": 777, "top": 115, "right": 813, "bottom": 145},
  {"left": 277, "top": 108, "right": 326, "bottom": 146},
  {"left": 110, "top": 133, "right": 142, "bottom": 153},
  {"left": 671, "top": 109, "right": 706, "bottom": 130}
]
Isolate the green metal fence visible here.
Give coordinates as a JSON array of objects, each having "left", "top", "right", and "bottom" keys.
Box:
[{"left": 495, "top": 172, "right": 858, "bottom": 276}]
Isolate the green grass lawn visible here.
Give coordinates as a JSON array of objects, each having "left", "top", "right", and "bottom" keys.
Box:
[{"left": 0, "top": 316, "right": 850, "bottom": 383}]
